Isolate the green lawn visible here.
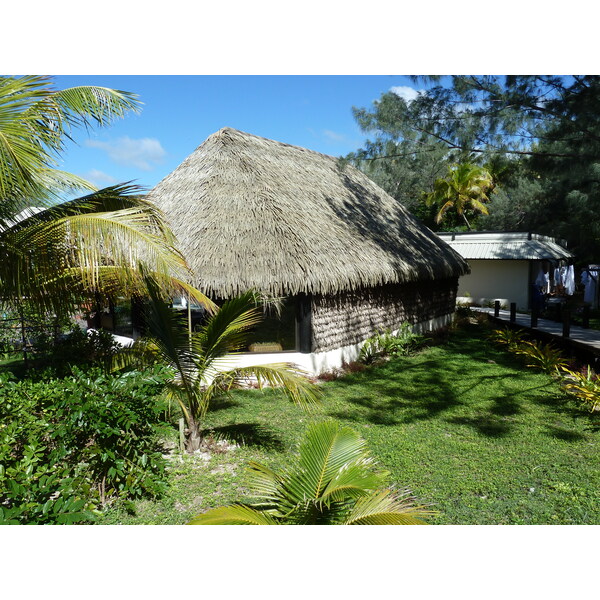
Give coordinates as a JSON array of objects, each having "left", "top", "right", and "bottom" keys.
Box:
[{"left": 100, "top": 323, "right": 600, "bottom": 525}]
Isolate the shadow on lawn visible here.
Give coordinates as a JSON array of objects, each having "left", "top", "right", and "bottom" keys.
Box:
[
  {"left": 326, "top": 355, "right": 544, "bottom": 430},
  {"left": 206, "top": 422, "right": 286, "bottom": 451},
  {"left": 324, "top": 326, "right": 569, "bottom": 437},
  {"left": 544, "top": 424, "right": 586, "bottom": 442}
]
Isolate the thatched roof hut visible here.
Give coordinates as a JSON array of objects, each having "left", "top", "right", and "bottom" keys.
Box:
[{"left": 146, "top": 127, "right": 468, "bottom": 298}]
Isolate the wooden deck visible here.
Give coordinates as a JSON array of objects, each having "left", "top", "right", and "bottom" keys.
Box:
[{"left": 472, "top": 307, "right": 600, "bottom": 355}]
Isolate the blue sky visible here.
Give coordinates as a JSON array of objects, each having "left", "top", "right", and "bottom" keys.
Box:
[{"left": 53, "top": 75, "right": 428, "bottom": 192}]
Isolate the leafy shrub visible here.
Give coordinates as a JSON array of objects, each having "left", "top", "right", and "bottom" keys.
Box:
[
  {"left": 0, "top": 366, "right": 172, "bottom": 524},
  {"left": 560, "top": 366, "right": 600, "bottom": 412},
  {"left": 359, "top": 323, "right": 425, "bottom": 364},
  {"left": 33, "top": 327, "right": 121, "bottom": 376},
  {"left": 513, "top": 340, "right": 569, "bottom": 375},
  {"left": 488, "top": 328, "right": 527, "bottom": 351},
  {"left": 452, "top": 306, "right": 490, "bottom": 328}
]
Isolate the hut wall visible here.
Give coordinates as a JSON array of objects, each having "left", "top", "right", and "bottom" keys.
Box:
[{"left": 311, "top": 277, "right": 458, "bottom": 352}]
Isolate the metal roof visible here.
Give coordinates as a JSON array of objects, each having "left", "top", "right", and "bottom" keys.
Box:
[{"left": 437, "top": 232, "right": 574, "bottom": 260}]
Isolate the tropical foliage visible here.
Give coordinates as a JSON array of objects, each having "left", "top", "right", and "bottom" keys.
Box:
[
  {"left": 0, "top": 366, "right": 172, "bottom": 524},
  {"left": 116, "top": 280, "right": 319, "bottom": 451},
  {"left": 487, "top": 327, "right": 527, "bottom": 352},
  {"left": 359, "top": 323, "right": 425, "bottom": 364},
  {"left": 425, "top": 163, "right": 494, "bottom": 229},
  {"left": 488, "top": 327, "right": 599, "bottom": 413},
  {"left": 560, "top": 366, "right": 600, "bottom": 412},
  {"left": 0, "top": 75, "right": 209, "bottom": 318},
  {"left": 514, "top": 340, "right": 570, "bottom": 375},
  {"left": 189, "top": 420, "right": 431, "bottom": 525},
  {"left": 349, "top": 76, "right": 600, "bottom": 262}
]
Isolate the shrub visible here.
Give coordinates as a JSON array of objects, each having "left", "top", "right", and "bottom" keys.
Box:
[
  {"left": 513, "top": 340, "right": 569, "bottom": 375},
  {"left": 34, "top": 327, "right": 121, "bottom": 376},
  {"left": 359, "top": 323, "right": 425, "bottom": 364},
  {"left": 488, "top": 328, "right": 527, "bottom": 351},
  {"left": 560, "top": 366, "right": 600, "bottom": 412},
  {"left": 0, "top": 366, "right": 172, "bottom": 524}
]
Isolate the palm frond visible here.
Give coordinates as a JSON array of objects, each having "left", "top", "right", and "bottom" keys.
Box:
[
  {"left": 343, "top": 489, "right": 433, "bottom": 525},
  {"left": 194, "top": 290, "right": 263, "bottom": 363},
  {"left": 189, "top": 421, "right": 430, "bottom": 525},
  {"left": 289, "top": 421, "right": 373, "bottom": 502},
  {"left": 233, "top": 363, "right": 321, "bottom": 409},
  {"left": 0, "top": 76, "right": 141, "bottom": 204},
  {"left": 0, "top": 185, "right": 193, "bottom": 315},
  {"left": 188, "top": 505, "right": 278, "bottom": 525}
]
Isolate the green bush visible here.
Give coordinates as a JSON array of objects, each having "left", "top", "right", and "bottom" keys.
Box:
[
  {"left": 513, "top": 340, "right": 569, "bottom": 375},
  {"left": 360, "top": 323, "right": 425, "bottom": 364},
  {"left": 560, "top": 366, "right": 600, "bottom": 412},
  {"left": 488, "top": 327, "right": 527, "bottom": 351},
  {"left": 0, "top": 366, "right": 172, "bottom": 524}
]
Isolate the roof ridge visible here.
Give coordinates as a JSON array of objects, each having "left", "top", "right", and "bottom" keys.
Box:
[{"left": 206, "top": 127, "right": 342, "bottom": 162}]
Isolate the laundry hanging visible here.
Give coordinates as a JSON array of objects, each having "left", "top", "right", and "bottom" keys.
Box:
[
  {"left": 565, "top": 264, "right": 575, "bottom": 295},
  {"left": 582, "top": 267, "right": 598, "bottom": 306},
  {"left": 535, "top": 267, "right": 551, "bottom": 294}
]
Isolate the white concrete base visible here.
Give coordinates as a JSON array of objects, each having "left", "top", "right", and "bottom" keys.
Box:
[
  {"left": 457, "top": 297, "right": 510, "bottom": 309},
  {"left": 224, "top": 313, "right": 454, "bottom": 376}
]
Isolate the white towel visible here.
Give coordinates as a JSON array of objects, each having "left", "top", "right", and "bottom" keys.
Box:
[{"left": 565, "top": 265, "right": 575, "bottom": 295}]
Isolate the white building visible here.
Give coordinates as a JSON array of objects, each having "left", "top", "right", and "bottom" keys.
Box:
[{"left": 437, "top": 232, "right": 573, "bottom": 310}]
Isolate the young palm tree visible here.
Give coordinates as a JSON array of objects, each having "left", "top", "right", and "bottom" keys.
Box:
[
  {"left": 426, "top": 163, "right": 494, "bottom": 230},
  {"left": 0, "top": 76, "right": 206, "bottom": 316},
  {"left": 189, "top": 420, "right": 432, "bottom": 524},
  {"left": 117, "top": 279, "right": 319, "bottom": 452}
]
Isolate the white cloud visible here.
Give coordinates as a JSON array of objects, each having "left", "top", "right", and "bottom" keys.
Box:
[
  {"left": 82, "top": 169, "right": 117, "bottom": 187},
  {"left": 390, "top": 85, "right": 423, "bottom": 103},
  {"left": 86, "top": 136, "right": 166, "bottom": 171},
  {"left": 323, "top": 129, "right": 347, "bottom": 143}
]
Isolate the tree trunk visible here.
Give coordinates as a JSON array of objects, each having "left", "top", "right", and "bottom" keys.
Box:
[{"left": 185, "top": 415, "right": 203, "bottom": 453}]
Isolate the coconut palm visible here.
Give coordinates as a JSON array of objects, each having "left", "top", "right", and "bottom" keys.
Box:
[
  {"left": 0, "top": 183, "right": 214, "bottom": 317},
  {"left": 116, "top": 278, "right": 319, "bottom": 452},
  {"left": 189, "top": 420, "right": 432, "bottom": 524},
  {"left": 0, "top": 76, "right": 139, "bottom": 215},
  {"left": 426, "top": 163, "right": 494, "bottom": 230},
  {"left": 0, "top": 75, "right": 209, "bottom": 316}
]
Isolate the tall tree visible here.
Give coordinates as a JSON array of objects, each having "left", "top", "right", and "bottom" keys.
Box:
[{"left": 350, "top": 76, "right": 600, "bottom": 261}]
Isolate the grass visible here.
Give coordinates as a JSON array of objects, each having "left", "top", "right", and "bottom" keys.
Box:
[{"left": 99, "top": 322, "right": 600, "bottom": 525}]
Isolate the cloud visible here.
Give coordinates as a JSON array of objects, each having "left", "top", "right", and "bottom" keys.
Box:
[
  {"left": 86, "top": 136, "right": 166, "bottom": 171},
  {"left": 323, "top": 129, "right": 347, "bottom": 143},
  {"left": 82, "top": 169, "right": 117, "bottom": 188},
  {"left": 390, "top": 85, "right": 424, "bottom": 103}
]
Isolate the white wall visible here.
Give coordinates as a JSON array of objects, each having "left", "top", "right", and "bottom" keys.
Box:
[
  {"left": 457, "top": 259, "right": 531, "bottom": 310},
  {"left": 221, "top": 313, "right": 454, "bottom": 376}
]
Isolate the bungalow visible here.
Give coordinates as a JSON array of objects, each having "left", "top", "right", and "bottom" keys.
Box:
[
  {"left": 146, "top": 128, "right": 469, "bottom": 373},
  {"left": 437, "top": 231, "right": 573, "bottom": 310}
]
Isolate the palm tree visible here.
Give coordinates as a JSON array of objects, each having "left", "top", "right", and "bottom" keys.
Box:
[
  {"left": 189, "top": 420, "right": 432, "bottom": 524},
  {"left": 116, "top": 279, "right": 319, "bottom": 452},
  {"left": 0, "top": 75, "right": 208, "bottom": 317},
  {"left": 426, "top": 163, "right": 494, "bottom": 230}
]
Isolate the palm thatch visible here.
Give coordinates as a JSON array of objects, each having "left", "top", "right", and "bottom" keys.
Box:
[{"left": 146, "top": 128, "right": 469, "bottom": 298}]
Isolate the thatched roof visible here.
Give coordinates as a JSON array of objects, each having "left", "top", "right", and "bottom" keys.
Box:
[{"left": 146, "top": 128, "right": 469, "bottom": 297}]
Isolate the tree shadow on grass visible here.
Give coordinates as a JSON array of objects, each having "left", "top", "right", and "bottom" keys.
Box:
[
  {"left": 544, "top": 424, "right": 586, "bottom": 442},
  {"left": 326, "top": 355, "right": 540, "bottom": 430},
  {"left": 206, "top": 423, "right": 286, "bottom": 451},
  {"left": 447, "top": 414, "right": 513, "bottom": 438},
  {"left": 326, "top": 359, "right": 462, "bottom": 426},
  {"left": 208, "top": 396, "right": 243, "bottom": 413}
]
